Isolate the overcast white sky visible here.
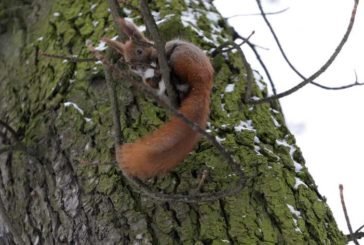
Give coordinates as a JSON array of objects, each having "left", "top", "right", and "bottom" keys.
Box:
[{"left": 215, "top": 0, "right": 364, "bottom": 237}]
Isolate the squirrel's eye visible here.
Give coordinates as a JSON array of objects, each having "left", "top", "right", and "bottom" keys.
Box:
[{"left": 136, "top": 48, "right": 143, "bottom": 55}]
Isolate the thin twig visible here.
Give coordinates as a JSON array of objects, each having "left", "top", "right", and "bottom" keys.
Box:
[
  {"left": 246, "top": 40, "right": 277, "bottom": 95},
  {"left": 311, "top": 81, "right": 364, "bottom": 90},
  {"left": 232, "top": 30, "right": 277, "bottom": 95},
  {"left": 339, "top": 184, "right": 360, "bottom": 245},
  {"left": 255, "top": 0, "right": 305, "bottom": 80},
  {"left": 312, "top": 71, "right": 363, "bottom": 90},
  {"left": 102, "top": 0, "right": 126, "bottom": 146},
  {"left": 108, "top": 0, "right": 127, "bottom": 40},
  {"left": 193, "top": 169, "right": 209, "bottom": 193},
  {"left": 0, "top": 119, "right": 18, "bottom": 141},
  {"left": 230, "top": 42, "right": 255, "bottom": 103},
  {"left": 40, "top": 52, "right": 97, "bottom": 62},
  {"left": 232, "top": 31, "right": 269, "bottom": 51},
  {"left": 212, "top": 40, "right": 260, "bottom": 102},
  {"left": 211, "top": 31, "right": 255, "bottom": 57},
  {"left": 139, "top": 0, "right": 179, "bottom": 108},
  {"left": 0, "top": 143, "right": 37, "bottom": 157},
  {"left": 356, "top": 224, "right": 364, "bottom": 234},
  {"left": 249, "top": 0, "right": 359, "bottom": 104},
  {"left": 51, "top": 42, "right": 156, "bottom": 70},
  {"left": 103, "top": 53, "right": 124, "bottom": 145},
  {"left": 347, "top": 232, "right": 364, "bottom": 242},
  {"left": 256, "top": 0, "right": 361, "bottom": 93},
  {"left": 227, "top": 7, "right": 289, "bottom": 19}
]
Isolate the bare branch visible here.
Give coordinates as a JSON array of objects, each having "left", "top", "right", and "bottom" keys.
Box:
[
  {"left": 104, "top": 54, "right": 124, "bottom": 145},
  {"left": 311, "top": 81, "right": 363, "bottom": 90},
  {"left": 211, "top": 31, "right": 255, "bottom": 57},
  {"left": 232, "top": 31, "right": 277, "bottom": 95},
  {"left": 0, "top": 119, "right": 18, "bottom": 141},
  {"left": 232, "top": 30, "right": 269, "bottom": 50},
  {"left": 224, "top": 41, "right": 255, "bottom": 103},
  {"left": 356, "top": 224, "right": 364, "bottom": 234},
  {"left": 212, "top": 39, "right": 272, "bottom": 99},
  {"left": 40, "top": 52, "right": 97, "bottom": 62},
  {"left": 255, "top": 0, "right": 304, "bottom": 80},
  {"left": 246, "top": 41, "right": 277, "bottom": 95},
  {"left": 87, "top": 42, "right": 124, "bottom": 146},
  {"left": 108, "top": 0, "right": 127, "bottom": 40},
  {"left": 311, "top": 71, "right": 363, "bottom": 90},
  {"left": 339, "top": 184, "right": 360, "bottom": 245},
  {"left": 102, "top": 0, "right": 127, "bottom": 146},
  {"left": 257, "top": 0, "right": 360, "bottom": 93},
  {"left": 227, "top": 7, "right": 289, "bottom": 19},
  {"left": 347, "top": 232, "right": 364, "bottom": 242},
  {"left": 139, "top": 0, "right": 179, "bottom": 108},
  {"left": 193, "top": 169, "right": 209, "bottom": 194},
  {"left": 249, "top": 0, "right": 359, "bottom": 104},
  {"left": 0, "top": 143, "right": 37, "bottom": 157}
]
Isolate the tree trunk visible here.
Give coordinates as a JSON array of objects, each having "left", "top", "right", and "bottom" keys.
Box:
[{"left": 0, "top": 0, "right": 345, "bottom": 244}]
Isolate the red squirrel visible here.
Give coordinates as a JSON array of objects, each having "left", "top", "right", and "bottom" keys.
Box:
[{"left": 103, "top": 18, "right": 213, "bottom": 179}]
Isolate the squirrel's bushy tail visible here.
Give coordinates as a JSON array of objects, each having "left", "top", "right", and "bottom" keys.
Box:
[{"left": 116, "top": 41, "right": 213, "bottom": 179}]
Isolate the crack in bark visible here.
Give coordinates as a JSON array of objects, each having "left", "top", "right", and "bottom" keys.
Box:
[
  {"left": 189, "top": 204, "right": 201, "bottom": 241},
  {"left": 49, "top": 122, "right": 94, "bottom": 244},
  {"left": 164, "top": 202, "right": 182, "bottom": 243},
  {"left": 144, "top": 213, "right": 159, "bottom": 244},
  {"left": 122, "top": 177, "right": 157, "bottom": 244},
  {"left": 219, "top": 200, "right": 234, "bottom": 244},
  {"left": 0, "top": 153, "right": 26, "bottom": 245}
]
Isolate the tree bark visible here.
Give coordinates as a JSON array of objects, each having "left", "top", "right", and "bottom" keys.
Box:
[{"left": 0, "top": 0, "right": 345, "bottom": 244}]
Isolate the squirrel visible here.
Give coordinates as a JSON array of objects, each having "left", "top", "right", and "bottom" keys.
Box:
[{"left": 102, "top": 18, "right": 214, "bottom": 179}]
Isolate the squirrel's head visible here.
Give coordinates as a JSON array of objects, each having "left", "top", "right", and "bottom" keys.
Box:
[{"left": 102, "top": 18, "right": 157, "bottom": 80}]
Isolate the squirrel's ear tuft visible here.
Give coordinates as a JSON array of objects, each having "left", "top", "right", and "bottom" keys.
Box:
[
  {"left": 101, "top": 37, "right": 125, "bottom": 54},
  {"left": 118, "top": 18, "right": 145, "bottom": 41}
]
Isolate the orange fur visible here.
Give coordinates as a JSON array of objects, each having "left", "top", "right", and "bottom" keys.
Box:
[
  {"left": 118, "top": 42, "right": 213, "bottom": 179},
  {"left": 108, "top": 18, "right": 213, "bottom": 179}
]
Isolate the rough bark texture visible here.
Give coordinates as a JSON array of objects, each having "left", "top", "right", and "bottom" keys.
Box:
[{"left": 0, "top": 0, "right": 345, "bottom": 244}]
